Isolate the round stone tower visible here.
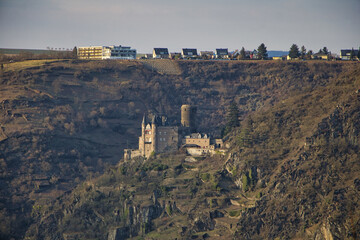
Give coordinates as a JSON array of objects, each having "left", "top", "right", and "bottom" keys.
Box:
[{"left": 181, "top": 104, "right": 197, "bottom": 132}]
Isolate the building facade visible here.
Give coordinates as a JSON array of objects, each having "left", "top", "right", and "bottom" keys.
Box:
[
  {"left": 138, "top": 115, "right": 179, "bottom": 158},
  {"left": 181, "top": 49, "right": 198, "bottom": 59},
  {"left": 180, "top": 104, "right": 197, "bottom": 133},
  {"left": 340, "top": 49, "right": 359, "bottom": 60},
  {"left": 78, "top": 45, "right": 136, "bottom": 60},
  {"left": 124, "top": 105, "right": 225, "bottom": 160},
  {"left": 215, "top": 48, "right": 229, "bottom": 59},
  {"left": 124, "top": 114, "right": 180, "bottom": 160},
  {"left": 183, "top": 133, "right": 211, "bottom": 148},
  {"left": 153, "top": 48, "right": 170, "bottom": 59}
]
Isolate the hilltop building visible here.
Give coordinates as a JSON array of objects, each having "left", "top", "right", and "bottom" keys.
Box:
[
  {"left": 181, "top": 49, "right": 198, "bottom": 59},
  {"left": 180, "top": 104, "right": 197, "bottom": 133},
  {"left": 311, "top": 52, "right": 330, "bottom": 60},
  {"left": 77, "top": 45, "right": 136, "bottom": 60},
  {"left": 153, "top": 48, "right": 170, "bottom": 59},
  {"left": 215, "top": 49, "right": 229, "bottom": 59},
  {"left": 341, "top": 49, "right": 359, "bottom": 60},
  {"left": 124, "top": 105, "right": 224, "bottom": 160},
  {"left": 138, "top": 115, "right": 179, "bottom": 157}
]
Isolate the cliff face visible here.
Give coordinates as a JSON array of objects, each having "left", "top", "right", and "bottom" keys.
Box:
[
  {"left": 0, "top": 59, "right": 359, "bottom": 239},
  {"left": 231, "top": 94, "right": 360, "bottom": 239}
]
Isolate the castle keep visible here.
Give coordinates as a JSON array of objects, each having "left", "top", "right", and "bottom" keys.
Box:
[
  {"left": 124, "top": 105, "right": 223, "bottom": 160},
  {"left": 138, "top": 115, "right": 179, "bottom": 158}
]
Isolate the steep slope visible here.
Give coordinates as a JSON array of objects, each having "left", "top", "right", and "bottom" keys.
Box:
[
  {"left": 26, "top": 67, "right": 360, "bottom": 239},
  {"left": 0, "top": 59, "right": 358, "bottom": 239},
  {"left": 227, "top": 66, "right": 360, "bottom": 239}
]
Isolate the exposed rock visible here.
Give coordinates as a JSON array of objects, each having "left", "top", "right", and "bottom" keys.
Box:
[{"left": 185, "top": 156, "right": 197, "bottom": 163}]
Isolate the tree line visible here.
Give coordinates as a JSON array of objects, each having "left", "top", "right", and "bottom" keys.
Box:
[
  {"left": 0, "top": 47, "right": 78, "bottom": 63},
  {"left": 234, "top": 43, "right": 360, "bottom": 60}
]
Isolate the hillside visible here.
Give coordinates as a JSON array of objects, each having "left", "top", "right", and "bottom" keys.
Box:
[{"left": 0, "top": 59, "right": 359, "bottom": 239}]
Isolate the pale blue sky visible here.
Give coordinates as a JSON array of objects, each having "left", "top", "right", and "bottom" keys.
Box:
[{"left": 0, "top": 0, "right": 359, "bottom": 54}]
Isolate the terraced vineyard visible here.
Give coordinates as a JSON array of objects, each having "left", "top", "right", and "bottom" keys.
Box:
[{"left": 0, "top": 59, "right": 359, "bottom": 239}]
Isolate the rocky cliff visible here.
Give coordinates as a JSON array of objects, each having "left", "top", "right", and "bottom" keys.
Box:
[{"left": 0, "top": 59, "right": 359, "bottom": 239}]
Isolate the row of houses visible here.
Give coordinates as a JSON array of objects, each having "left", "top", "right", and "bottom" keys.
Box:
[
  {"left": 77, "top": 45, "right": 230, "bottom": 60},
  {"left": 273, "top": 50, "right": 360, "bottom": 61},
  {"left": 77, "top": 45, "right": 359, "bottom": 61},
  {"left": 151, "top": 48, "right": 230, "bottom": 59}
]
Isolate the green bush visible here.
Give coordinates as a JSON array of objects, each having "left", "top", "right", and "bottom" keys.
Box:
[
  {"left": 256, "top": 191, "right": 262, "bottom": 198},
  {"left": 141, "top": 163, "right": 169, "bottom": 171},
  {"left": 229, "top": 210, "right": 241, "bottom": 217},
  {"left": 242, "top": 174, "right": 249, "bottom": 192},
  {"left": 200, "top": 173, "right": 211, "bottom": 182},
  {"left": 166, "top": 205, "right": 172, "bottom": 216}
]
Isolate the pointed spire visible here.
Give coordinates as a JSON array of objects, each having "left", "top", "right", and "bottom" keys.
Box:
[{"left": 142, "top": 114, "right": 146, "bottom": 125}]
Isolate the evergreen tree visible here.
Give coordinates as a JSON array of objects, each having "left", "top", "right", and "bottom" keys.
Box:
[
  {"left": 72, "top": 46, "right": 78, "bottom": 59},
  {"left": 350, "top": 48, "right": 355, "bottom": 60},
  {"left": 257, "top": 43, "right": 268, "bottom": 60},
  {"left": 300, "top": 45, "right": 306, "bottom": 59},
  {"left": 322, "top": 47, "right": 329, "bottom": 54},
  {"left": 223, "top": 102, "right": 240, "bottom": 136},
  {"left": 306, "top": 50, "right": 313, "bottom": 60},
  {"left": 357, "top": 47, "right": 360, "bottom": 60},
  {"left": 289, "top": 44, "right": 300, "bottom": 59},
  {"left": 240, "top": 47, "right": 246, "bottom": 59}
]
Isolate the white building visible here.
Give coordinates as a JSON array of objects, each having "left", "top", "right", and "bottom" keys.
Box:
[{"left": 78, "top": 45, "right": 136, "bottom": 60}]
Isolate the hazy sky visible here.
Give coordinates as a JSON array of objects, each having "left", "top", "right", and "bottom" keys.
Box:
[{"left": 0, "top": 0, "right": 359, "bottom": 54}]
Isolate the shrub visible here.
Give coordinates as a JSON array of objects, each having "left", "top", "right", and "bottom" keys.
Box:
[
  {"left": 200, "top": 173, "right": 211, "bottom": 182},
  {"left": 166, "top": 205, "right": 172, "bottom": 216},
  {"left": 229, "top": 210, "right": 241, "bottom": 217},
  {"left": 242, "top": 174, "right": 249, "bottom": 192}
]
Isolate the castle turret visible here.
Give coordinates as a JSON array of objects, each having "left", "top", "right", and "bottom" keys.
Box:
[
  {"left": 181, "top": 105, "right": 197, "bottom": 133},
  {"left": 141, "top": 114, "right": 146, "bottom": 157},
  {"left": 152, "top": 115, "right": 157, "bottom": 153}
]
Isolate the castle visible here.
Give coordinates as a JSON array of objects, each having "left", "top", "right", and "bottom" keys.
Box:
[{"left": 124, "top": 105, "right": 224, "bottom": 160}]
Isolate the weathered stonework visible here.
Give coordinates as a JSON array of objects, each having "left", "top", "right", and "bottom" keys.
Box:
[{"left": 124, "top": 105, "right": 225, "bottom": 160}]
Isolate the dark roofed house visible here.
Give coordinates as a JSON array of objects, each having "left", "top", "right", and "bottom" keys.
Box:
[
  {"left": 181, "top": 48, "right": 198, "bottom": 59},
  {"left": 153, "top": 48, "right": 170, "bottom": 59},
  {"left": 215, "top": 48, "right": 229, "bottom": 59},
  {"left": 311, "top": 52, "right": 330, "bottom": 60},
  {"left": 341, "top": 49, "right": 359, "bottom": 60}
]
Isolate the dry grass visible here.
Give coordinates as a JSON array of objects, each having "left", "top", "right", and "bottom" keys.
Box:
[{"left": 3, "top": 59, "right": 61, "bottom": 72}]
